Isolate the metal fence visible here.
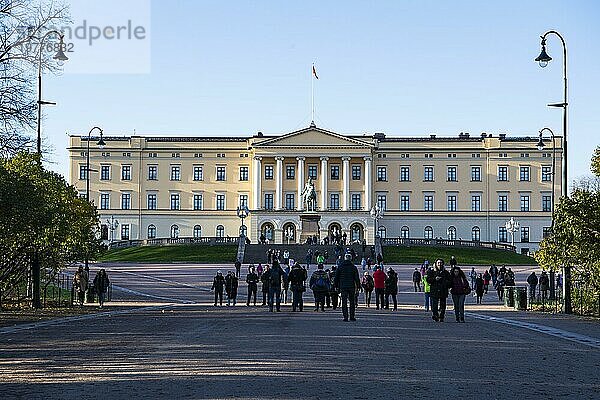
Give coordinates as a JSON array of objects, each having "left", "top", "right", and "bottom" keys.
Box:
[
  {"left": 520, "top": 282, "right": 600, "bottom": 317},
  {"left": 382, "top": 237, "right": 516, "bottom": 252},
  {"left": 109, "top": 236, "right": 239, "bottom": 250}
]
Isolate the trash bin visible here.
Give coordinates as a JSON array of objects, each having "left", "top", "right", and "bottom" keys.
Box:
[
  {"left": 514, "top": 286, "right": 527, "bottom": 310},
  {"left": 504, "top": 286, "right": 515, "bottom": 308},
  {"left": 86, "top": 286, "right": 96, "bottom": 303}
]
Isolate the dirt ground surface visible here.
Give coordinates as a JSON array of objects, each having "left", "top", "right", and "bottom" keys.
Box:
[{"left": 1, "top": 263, "right": 599, "bottom": 399}]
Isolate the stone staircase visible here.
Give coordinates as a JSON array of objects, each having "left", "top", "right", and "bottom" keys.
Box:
[{"left": 242, "top": 243, "right": 373, "bottom": 265}]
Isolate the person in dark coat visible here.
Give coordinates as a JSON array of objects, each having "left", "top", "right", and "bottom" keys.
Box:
[
  {"left": 225, "top": 271, "right": 238, "bottom": 306},
  {"left": 93, "top": 269, "right": 110, "bottom": 308},
  {"left": 475, "top": 273, "right": 485, "bottom": 304},
  {"left": 450, "top": 267, "right": 470, "bottom": 322},
  {"left": 234, "top": 260, "right": 242, "bottom": 278},
  {"left": 361, "top": 271, "right": 374, "bottom": 307},
  {"left": 426, "top": 259, "right": 451, "bottom": 322},
  {"left": 246, "top": 266, "right": 259, "bottom": 306},
  {"left": 288, "top": 263, "right": 307, "bottom": 312},
  {"left": 527, "top": 271, "right": 538, "bottom": 300},
  {"left": 328, "top": 266, "right": 339, "bottom": 310},
  {"left": 333, "top": 253, "right": 361, "bottom": 322},
  {"left": 211, "top": 271, "right": 226, "bottom": 306},
  {"left": 384, "top": 267, "right": 398, "bottom": 311},
  {"left": 260, "top": 265, "right": 270, "bottom": 305},
  {"left": 267, "top": 261, "right": 285, "bottom": 312},
  {"left": 309, "top": 264, "right": 330, "bottom": 311},
  {"left": 412, "top": 268, "right": 422, "bottom": 292}
]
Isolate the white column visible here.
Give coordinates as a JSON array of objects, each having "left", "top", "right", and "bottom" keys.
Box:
[
  {"left": 296, "top": 157, "right": 305, "bottom": 211},
  {"left": 252, "top": 156, "right": 262, "bottom": 210},
  {"left": 320, "top": 156, "right": 328, "bottom": 210},
  {"left": 364, "top": 156, "right": 372, "bottom": 210},
  {"left": 342, "top": 156, "right": 351, "bottom": 211},
  {"left": 275, "top": 156, "right": 284, "bottom": 210}
]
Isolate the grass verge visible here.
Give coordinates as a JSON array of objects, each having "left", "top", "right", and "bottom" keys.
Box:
[
  {"left": 99, "top": 244, "right": 238, "bottom": 263},
  {"left": 383, "top": 245, "right": 538, "bottom": 265}
]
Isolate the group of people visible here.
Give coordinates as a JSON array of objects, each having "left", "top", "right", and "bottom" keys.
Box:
[{"left": 73, "top": 266, "right": 111, "bottom": 307}]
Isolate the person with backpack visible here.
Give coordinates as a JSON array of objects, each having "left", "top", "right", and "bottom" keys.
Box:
[
  {"left": 373, "top": 266, "right": 387, "bottom": 310},
  {"left": 526, "top": 271, "right": 539, "bottom": 301},
  {"left": 246, "top": 266, "right": 259, "bottom": 306},
  {"left": 361, "top": 271, "right": 374, "bottom": 307},
  {"left": 260, "top": 265, "right": 270, "bottom": 306},
  {"left": 450, "top": 266, "right": 470, "bottom": 322},
  {"left": 288, "top": 263, "right": 307, "bottom": 312},
  {"left": 328, "top": 266, "right": 339, "bottom": 310},
  {"left": 211, "top": 271, "right": 226, "bottom": 306},
  {"left": 412, "top": 268, "right": 422, "bottom": 292},
  {"left": 225, "top": 271, "right": 238, "bottom": 306},
  {"left": 333, "top": 253, "right": 361, "bottom": 322},
  {"left": 426, "top": 259, "right": 452, "bottom": 322},
  {"left": 268, "top": 261, "right": 285, "bottom": 312},
  {"left": 422, "top": 267, "right": 431, "bottom": 312},
  {"left": 385, "top": 267, "right": 398, "bottom": 311},
  {"left": 309, "top": 264, "right": 330, "bottom": 311}
]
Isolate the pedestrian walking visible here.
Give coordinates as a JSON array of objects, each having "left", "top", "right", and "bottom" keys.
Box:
[
  {"left": 426, "top": 259, "right": 451, "bottom": 322},
  {"left": 225, "top": 271, "right": 238, "bottom": 306},
  {"left": 267, "top": 261, "right": 285, "bottom": 312},
  {"left": 260, "top": 265, "right": 270, "bottom": 305},
  {"left": 490, "top": 265, "right": 498, "bottom": 287},
  {"left": 234, "top": 259, "right": 242, "bottom": 278},
  {"left": 475, "top": 273, "right": 484, "bottom": 304},
  {"left": 526, "top": 271, "right": 538, "bottom": 301},
  {"left": 422, "top": 268, "right": 431, "bottom": 311},
  {"left": 257, "top": 263, "right": 264, "bottom": 278},
  {"left": 412, "top": 268, "right": 422, "bottom": 292},
  {"left": 361, "top": 271, "right": 374, "bottom": 307},
  {"left": 483, "top": 270, "right": 491, "bottom": 294},
  {"left": 288, "top": 263, "right": 307, "bottom": 312},
  {"left": 246, "top": 266, "right": 259, "bottom": 306},
  {"left": 449, "top": 255, "right": 457, "bottom": 269},
  {"left": 539, "top": 271, "right": 550, "bottom": 301},
  {"left": 282, "top": 267, "right": 290, "bottom": 304},
  {"left": 450, "top": 266, "right": 470, "bottom": 322},
  {"left": 328, "top": 266, "right": 339, "bottom": 310},
  {"left": 496, "top": 275, "right": 505, "bottom": 301},
  {"left": 333, "top": 253, "right": 361, "bottom": 322},
  {"left": 385, "top": 267, "right": 398, "bottom": 311},
  {"left": 93, "top": 269, "right": 110, "bottom": 308},
  {"left": 73, "top": 266, "right": 88, "bottom": 306},
  {"left": 211, "top": 271, "right": 225, "bottom": 306},
  {"left": 309, "top": 264, "right": 330, "bottom": 311},
  {"left": 373, "top": 266, "right": 386, "bottom": 310},
  {"left": 469, "top": 267, "right": 477, "bottom": 294}
]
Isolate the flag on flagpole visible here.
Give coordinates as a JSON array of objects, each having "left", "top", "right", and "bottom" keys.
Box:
[{"left": 312, "top": 65, "right": 319, "bottom": 79}]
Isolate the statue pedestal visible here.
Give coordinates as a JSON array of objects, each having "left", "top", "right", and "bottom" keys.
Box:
[{"left": 300, "top": 214, "right": 321, "bottom": 244}]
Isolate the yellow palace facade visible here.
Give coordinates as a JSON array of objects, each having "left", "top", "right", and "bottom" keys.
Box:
[{"left": 68, "top": 124, "right": 562, "bottom": 254}]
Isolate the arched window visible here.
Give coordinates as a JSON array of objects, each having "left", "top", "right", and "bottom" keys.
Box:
[
  {"left": 401, "top": 226, "right": 410, "bottom": 239},
  {"left": 424, "top": 226, "right": 434, "bottom": 239},
  {"left": 193, "top": 225, "right": 202, "bottom": 238},
  {"left": 261, "top": 223, "right": 274, "bottom": 242},
  {"left": 472, "top": 226, "right": 481, "bottom": 242},
  {"left": 216, "top": 225, "right": 225, "bottom": 238},
  {"left": 447, "top": 226, "right": 457, "bottom": 240},
  {"left": 350, "top": 223, "right": 364, "bottom": 242},
  {"left": 283, "top": 222, "right": 296, "bottom": 244},
  {"left": 170, "top": 224, "right": 179, "bottom": 238},
  {"left": 147, "top": 224, "right": 156, "bottom": 239},
  {"left": 378, "top": 226, "right": 386, "bottom": 239}
]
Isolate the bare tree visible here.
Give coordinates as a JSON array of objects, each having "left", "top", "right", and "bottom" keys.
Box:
[{"left": 0, "top": 0, "right": 70, "bottom": 157}]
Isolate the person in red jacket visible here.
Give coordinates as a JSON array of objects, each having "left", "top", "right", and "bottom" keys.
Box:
[{"left": 373, "top": 266, "right": 387, "bottom": 310}]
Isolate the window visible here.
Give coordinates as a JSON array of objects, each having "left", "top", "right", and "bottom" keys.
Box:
[
  {"left": 265, "top": 165, "right": 274, "bottom": 180},
  {"left": 216, "top": 166, "right": 226, "bottom": 181},
  {"left": 542, "top": 195, "right": 552, "bottom": 212},
  {"left": 170, "top": 193, "right": 180, "bottom": 210},
  {"left": 498, "top": 166, "right": 508, "bottom": 181},
  {"left": 100, "top": 193, "right": 110, "bottom": 210},
  {"left": 520, "top": 166, "right": 530, "bottom": 181},
  {"left": 193, "top": 194, "right": 203, "bottom": 210},
  {"left": 170, "top": 166, "right": 180, "bottom": 181},
  {"left": 121, "top": 193, "right": 131, "bottom": 210},
  {"left": 121, "top": 165, "right": 131, "bottom": 180},
  {"left": 285, "top": 193, "right": 295, "bottom": 210},
  {"left": 351, "top": 193, "right": 362, "bottom": 210},
  {"left": 216, "top": 225, "right": 225, "bottom": 238},
  {"left": 447, "top": 166, "right": 457, "bottom": 182},
  {"left": 447, "top": 195, "right": 457, "bottom": 211},
  {"left": 543, "top": 227, "right": 552, "bottom": 238},
  {"left": 471, "top": 195, "right": 481, "bottom": 212},
  {"left": 216, "top": 194, "right": 225, "bottom": 210},
  {"left": 239, "top": 194, "right": 248, "bottom": 209},
  {"left": 264, "top": 193, "right": 274, "bottom": 210},
  {"left": 400, "top": 195, "right": 410, "bottom": 211},
  {"left": 100, "top": 165, "right": 110, "bottom": 180},
  {"left": 424, "top": 195, "right": 434, "bottom": 211},
  {"left": 147, "top": 194, "right": 157, "bottom": 210},
  {"left": 330, "top": 165, "right": 340, "bottom": 180},
  {"left": 351, "top": 224, "right": 362, "bottom": 242},
  {"left": 100, "top": 225, "right": 108, "bottom": 240},
  {"left": 541, "top": 166, "right": 552, "bottom": 182},
  {"left": 424, "top": 226, "right": 434, "bottom": 239},
  {"left": 498, "top": 195, "right": 508, "bottom": 212},
  {"left": 400, "top": 226, "right": 410, "bottom": 239},
  {"left": 400, "top": 166, "right": 410, "bottom": 182},
  {"left": 193, "top": 225, "right": 202, "bottom": 238},
  {"left": 330, "top": 193, "right": 340, "bottom": 210},
  {"left": 377, "top": 166, "right": 387, "bottom": 182},
  {"left": 239, "top": 166, "right": 249, "bottom": 181},
  {"left": 424, "top": 166, "right": 434, "bottom": 181},
  {"left": 377, "top": 194, "right": 387, "bottom": 211},
  {"left": 148, "top": 165, "right": 158, "bottom": 180},
  {"left": 447, "top": 226, "right": 457, "bottom": 240},
  {"left": 147, "top": 224, "right": 156, "bottom": 239},
  {"left": 194, "top": 166, "right": 204, "bottom": 181},
  {"left": 308, "top": 165, "right": 317, "bottom": 180},
  {"left": 472, "top": 226, "right": 481, "bottom": 242},
  {"left": 79, "top": 165, "right": 88, "bottom": 180},
  {"left": 520, "top": 195, "right": 530, "bottom": 212},
  {"left": 521, "top": 226, "right": 530, "bottom": 242},
  {"left": 170, "top": 224, "right": 179, "bottom": 239},
  {"left": 471, "top": 166, "right": 481, "bottom": 182},
  {"left": 286, "top": 165, "right": 295, "bottom": 180},
  {"left": 498, "top": 227, "right": 508, "bottom": 242},
  {"left": 352, "top": 165, "right": 361, "bottom": 180},
  {"left": 120, "top": 224, "right": 130, "bottom": 240},
  {"left": 378, "top": 226, "right": 386, "bottom": 239}
]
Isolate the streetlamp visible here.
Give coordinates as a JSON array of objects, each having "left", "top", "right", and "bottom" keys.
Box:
[
  {"left": 36, "top": 30, "right": 69, "bottom": 155},
  {"left": 107, "top": 217, "right": 119, "bottom": 246},
  {"left": 370, "top": 204, "right": 384, "bottom": 243},
  {"left": 505, "top": 217, "right": 520, "bottom": 250},
  {"left": 83, "top": 127, "right": 104, "bottom": 279},
  {"left": 236, "top": 205, "right": 250, "bottom": 237},
  {"left": 535, "top": 30, "right": 572, "bottom": 313}
]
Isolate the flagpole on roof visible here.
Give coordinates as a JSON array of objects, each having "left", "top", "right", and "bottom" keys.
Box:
[{"left": 311, "top": 62, "right": 315, "bottom": 126}]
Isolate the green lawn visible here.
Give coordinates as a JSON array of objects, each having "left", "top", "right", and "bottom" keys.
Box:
[
  {"left": 99, "top": 244, "right": 238, "bottom": 263},
  {"left": 383, "top": 245, "right": 538, "bottom": 266}
]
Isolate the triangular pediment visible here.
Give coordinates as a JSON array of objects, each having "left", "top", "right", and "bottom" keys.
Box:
[{"left": 254, "top": 127, "right": 373, "bottom": 148}]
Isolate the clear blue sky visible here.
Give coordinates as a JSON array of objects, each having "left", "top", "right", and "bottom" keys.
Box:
[{"left": 43, "top": 0, "right": 600, "bottom": 184}]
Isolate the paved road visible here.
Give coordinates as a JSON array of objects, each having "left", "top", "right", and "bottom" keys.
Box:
[{"left": 1, "top": 263, "right": 599, "bottom": 399}]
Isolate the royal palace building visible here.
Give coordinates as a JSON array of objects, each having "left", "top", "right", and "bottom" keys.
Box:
[{"left": 68, "top": 124, "right": 562, "bottom": 254}]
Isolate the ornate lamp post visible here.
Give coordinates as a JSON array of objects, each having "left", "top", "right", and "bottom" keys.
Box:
[
  {"left": 236, "top": 205, "right": 250, "bottom": 237},
  {"left": 505, "top": 217, "right": 520, "bottom": 250},
  {"left": 370, "top": 204, "right": 384, "bottom": 243},
  {"left": 107, "top": 217, "right": 119, "bottom": 245}
]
